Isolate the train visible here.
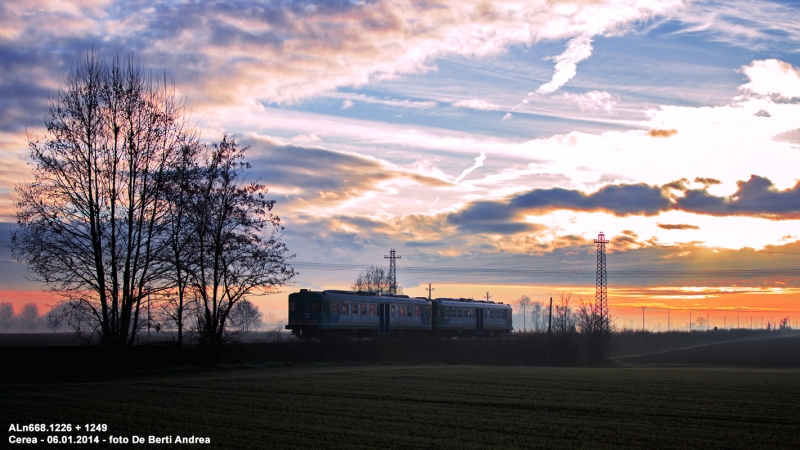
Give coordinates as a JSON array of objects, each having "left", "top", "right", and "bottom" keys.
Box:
[{"left": 285, "top": 289, "right": 513, "bottom": 339}]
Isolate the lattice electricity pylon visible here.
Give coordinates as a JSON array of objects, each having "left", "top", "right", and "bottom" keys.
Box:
[
  {"left": 594, "top": 232, "right": 610, "bottom": 334},
  {"left": 384, "top": 249, "right": 401, "bottom": 294}
]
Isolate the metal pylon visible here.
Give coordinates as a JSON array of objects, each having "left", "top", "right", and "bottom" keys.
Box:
[
  {"left": 594, "top": 232, "right": 610, "bottom": 333},
  {"left": 384, "top": 249, "right": 401, "bottom": 294}
]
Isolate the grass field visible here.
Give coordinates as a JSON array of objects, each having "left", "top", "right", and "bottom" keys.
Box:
[{"left": 3, "top": 365, "right": 799, "bottom": 449}]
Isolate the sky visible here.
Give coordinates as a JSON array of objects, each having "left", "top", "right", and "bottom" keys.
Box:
[{"left": 2, "top": 0, "right": 800, "bottom": 330}]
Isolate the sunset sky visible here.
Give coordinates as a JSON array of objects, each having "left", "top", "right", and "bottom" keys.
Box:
[{"left": 2, "top": 0, "right": 800, "bottom": 329}]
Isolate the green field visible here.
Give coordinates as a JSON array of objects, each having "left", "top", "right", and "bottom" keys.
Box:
[{"left": 3, "top": 365, "right": 799, "bottom": 449}]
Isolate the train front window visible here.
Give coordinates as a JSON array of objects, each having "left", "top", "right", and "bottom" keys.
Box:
[
  {"left": 289, "top": 301, "right": 296, "bottom": 312},
  {"left": 311, "top": 301, "right": 321, "bottom": 312}
]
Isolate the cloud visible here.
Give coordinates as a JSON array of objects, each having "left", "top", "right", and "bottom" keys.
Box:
[
  {"left": 0, "top": 0, "right": 688, "bottom": 133},
  {"left": 454, "top": 153, "right": 486, "bottom": 183},
  {"left": 676, "top": 175, "right": 800, "bottom": 219},
  {"left": 451, "top": 99, "right": 501, "bottom": 111},
  {"left": 563, "top": 90, "right": 618, "bottom": 112},
  {"left": 335, "top": 93, "right": 436, "bottom": 109},
  {"left": 245, "top": 136, "right": 450, "bottom": 205},
  {"left": 536, "top": 34, "right": 595, "bottom": 95},
  {"left": 341, "top": 99, "right": 354, "bottom": 109},
  {"left": 740, "top": 59, "right": 800, "bottom": 100},
  {"left": 673, "top": 1, "right": 800, "bottom": 50},
  {"left": 502, "top": 113, "right": 513, "bottom": 121},
  {"left": 648, "top": 129, "right": 677, "bottom": 138},
  {"left": 657, "top": 223, "right": 700, "bottom": 230}
]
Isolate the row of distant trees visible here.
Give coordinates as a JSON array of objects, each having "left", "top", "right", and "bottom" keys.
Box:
[
  {"left": 0, "top": 303, "right": 47, "bottom": 331},
  {"left": 513, "top": 293, "right": 611, "bottom": 364},
  {"left": 11, "top": 51, "right": 295, "bottom": 349},
  {"left": 0, "top": 300, "right": 269, "bottom": 336}
]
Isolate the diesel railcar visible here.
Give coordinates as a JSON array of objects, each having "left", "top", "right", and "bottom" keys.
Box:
[{"left": 285, "top": 289, "right": 512, "bottom": 339}]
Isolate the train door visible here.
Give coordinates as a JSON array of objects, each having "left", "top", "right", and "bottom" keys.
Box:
[
  {"left": 476, "top": 308, "right": 484, "bottom": 334},
  {"left": 378, "top": 303, "right": 391, "bottom": 334}
]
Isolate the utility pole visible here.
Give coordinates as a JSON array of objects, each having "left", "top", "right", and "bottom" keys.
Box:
[
  {"left": 667, "top": 309, "right": 670, "bottom": 332},
  {"left": 690, "top": 312, "right": 692, "bottom": 332},
  {"left": 485, "top": 292, "right": 491, "bottom": 302},
  {"left": 427, "top": 283, "right": 435, "bottom": 300},
  {"left": 547, "top": 297, "right": 553, "bottom": 366},
  {"left": 384, "top": 249, "right": 401, "bottom": 295},
  {"left": 707, "top": 313, "right": 709, "bottom": 331},
  {"left": 642, "top": 306, "right": 645, "bottom": 331}
]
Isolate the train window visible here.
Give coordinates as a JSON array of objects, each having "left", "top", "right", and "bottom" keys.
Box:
[
  {"left": 456, "top": 309, "right": 462, "bottom": 318},
  {"left": 414, "top": 306, "right": 419, "bottom": 317},
  {"left": 289, "top": 301, "right": 296, "bottom": 312},
  {"left": 369, "top": 304, "right": 376, "bottom": 316},
  {"left": 360, "top": 304, "right": 367, "bottom": 315},
  {"left": 332, "top": 302, "right": 339, "bottom": 315},
  {"left": 406, "top": 306, "right": 412, "bottom": 317},
  {"left": 391, "top": 305, "right": 396, "bottom": 316},
  {"left": 342, "top": 302, "right": 349, "bottom": 315},
  {"left": 469, "top": 309, "right": 474, "bottom": 319},
  {"left": 311, "top": 301, "right": 321, "bottom": 312}
]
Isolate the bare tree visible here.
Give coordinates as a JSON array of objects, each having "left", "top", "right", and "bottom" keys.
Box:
[
  {"left": 575, "top": 295, "right": 613, "bottom": 363},
  {"left": 19, "top": 303, "right": 41, "bottom": 329},
  {"left": 0, "top": 303, "right": 13, "bottom": 328},
  {"left": 553, "top": 292, "right": 577, "bottom": 346},
  {"left": 352, "top": 265, "right": 397, "bottom": 295},
  {"left": 229, "top": 299, "right": 263, "bottom": 332},
  {"left": 513, "top": 295, "right": 531, "bottom": 332},
  {"left": 186, "top": 137, "right": 295, "bottom": 348},
  {"left": 13, "top": 51, "right": 195, "bottom": 347},
  {"left": 695, "top": 316, "right": 708, "bottom": 330},
  {"left": 158, "top": 142, "right": 201, "bottom": 346}
]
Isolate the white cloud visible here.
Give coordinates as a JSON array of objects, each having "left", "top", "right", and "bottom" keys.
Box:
[
  {"left": 452, "top": 99, "right": 501, "bottom": 111},
  {"left": 502, "top": 113, "right": 513, "bottom": 121},
  {"left": 454, "top": 153, "right": 487, "bottom": 183},
  {"left": 536, "top": 34, "right": 595, "bottom": 95},
  {"left": 740, "top": 59, "right": 800, "bottom": 100},
  {"left": 335, "top": 93, "right": 436, "bottom": 109},
  {"left": 563, "top": 90, "right": 618, "bottom": 112},
  {"left": 673, "top": 0, "right": 800, "bottom": 50}
]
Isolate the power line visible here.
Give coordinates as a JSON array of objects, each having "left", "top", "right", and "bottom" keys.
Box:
[{"left": 292, "top": 261, "right": 800, "bottom": 280}]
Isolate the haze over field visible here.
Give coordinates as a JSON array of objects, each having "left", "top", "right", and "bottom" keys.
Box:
[{"left": 2, "top": 0, "right": 800, "bottom": 327}]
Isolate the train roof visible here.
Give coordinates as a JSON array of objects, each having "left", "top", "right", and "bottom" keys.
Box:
[{"left": 433, "top": 298, "right": 509, "bottom": 307}]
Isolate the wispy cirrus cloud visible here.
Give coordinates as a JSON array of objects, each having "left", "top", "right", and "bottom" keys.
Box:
[{"left": 451, "top": 99, "right": 501, "bottom": 111}]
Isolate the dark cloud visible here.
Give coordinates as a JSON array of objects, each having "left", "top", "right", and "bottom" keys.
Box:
[
  {"left": 246, "top": 138, "right": 448, "bottom": 204},
  {"left": 657, "top": 223, "right": 699, "bottom": 230},
  {"left": 676, "top": 175, "right": 800, "bottom": 218},
  {"left": 509, "top": 183, "right": 671, "bottom": 216}
]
